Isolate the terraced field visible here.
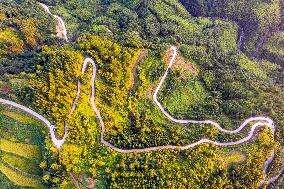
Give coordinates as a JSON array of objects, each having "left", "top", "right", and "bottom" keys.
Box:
[{"left": 0, "top": 104, "right": 46, "bottom": 188}]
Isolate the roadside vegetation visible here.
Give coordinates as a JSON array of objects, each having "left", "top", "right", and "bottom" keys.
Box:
[
  {"left": 1, "top": 0, "right": 284, "bottom": 188},
  {"left": 0, "top": 104, "right": 47, "bottom": 188}
]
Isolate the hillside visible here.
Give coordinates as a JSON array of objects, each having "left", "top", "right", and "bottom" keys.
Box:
[{"left": 1, "top": 0, "right": 284, "bottom": 188}]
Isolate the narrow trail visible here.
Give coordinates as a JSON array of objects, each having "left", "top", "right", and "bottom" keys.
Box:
[
  {"left": 38, "top": 3, "right": 68, "bottom": 42},
  {"left": 237, "top": 28, "right": 245, "bottom": 53},
  {"left": 0, "top": 2, "right": 282, "bottom": 187},
  {"left": 251, "top": 32, "right": 269, "bottom": 59}
]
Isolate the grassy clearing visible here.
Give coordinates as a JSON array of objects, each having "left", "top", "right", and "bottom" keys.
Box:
[
  {"left": 0, "top": 161, "right": 44, "bottom": 189},
  {"left": 160, "top": 73, "right": 209, "bottom": 117},
  {"left": 0, "top": 104, "right": 46, "bottom": 146},
  {"left": 0, "top": 138, "right": 42, "bottom": 162},
  {"left": 158, "top": 49, "right": 209, "bottom": 118},
  {"left": 222, "top": 152, "right": 246, "bottom": 166},
  {"left": 1, "top": 153, "right": 42, "bottom": 176}
]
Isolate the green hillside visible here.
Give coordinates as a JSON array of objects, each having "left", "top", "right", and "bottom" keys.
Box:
[{"left": 1, "top": 0, "right": 284, "bottom": 188}]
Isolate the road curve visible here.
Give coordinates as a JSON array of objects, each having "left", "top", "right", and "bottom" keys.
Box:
[
  {"left": 153, "top": 46, "right": 274, "bottom": 134},
  {"left": 38, "top": 3, "right": 68, "bottom": 42},
  {"left": 0, "top": 49, "right": 278, "bottom": 189},
  {"left": 34, "top": 3, "right": 275, "bottom": 152},
  {"left": 0, "top": 2, "right": 281, "bottom": 187},
  {"left": 0, "top": 98, "right": 67, "bottom": 149},
  {"left": 0, "top": 48, "right": 275, "bottom": 152}
]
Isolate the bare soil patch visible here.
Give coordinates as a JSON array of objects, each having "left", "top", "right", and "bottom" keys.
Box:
[
  {"left": 0, "top": 86, "right": 11, "bottom": 93},
  {"left": 163, "top": 47, "right": 197, "bottom": 79}
]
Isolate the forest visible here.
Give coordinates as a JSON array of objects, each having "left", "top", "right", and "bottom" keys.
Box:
[{"left": 0, "top": 0, "right": 284, "bottom": 188}]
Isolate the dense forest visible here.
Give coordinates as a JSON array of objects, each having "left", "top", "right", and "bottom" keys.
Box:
[{"left": 1, "top": 0, "right": 284, "bottom": 188}]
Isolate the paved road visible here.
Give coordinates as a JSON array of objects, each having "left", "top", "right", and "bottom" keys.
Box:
[
  {"left": 0, "top": 2, "right": 281, "bottom": 187},
  {"left": 0, "top": 47, "right": 278, "bottom": 187},
  {"left": 0, "top": 47, "right": 275, "bottom": 152},
  {"left": 0, "top": 98, "right": 67, "bottom": 149},
  {"left": 38, "top": 3, "right": 68, "bottom": 42}
]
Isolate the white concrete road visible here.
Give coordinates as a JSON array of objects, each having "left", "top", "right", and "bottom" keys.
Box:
[{"left": 0, "top": 3, "right": 281, "bottom": 187}]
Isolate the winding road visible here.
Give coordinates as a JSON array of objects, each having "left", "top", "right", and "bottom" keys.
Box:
[
  {"left": 38, "top": 3, "right": 68, "bottom": 42},
  {"left": 0, "top": 47, "right": 275, "bottom": 152},
  {"left": 0, "top": 2, "right": 282, "bottom": 188}
]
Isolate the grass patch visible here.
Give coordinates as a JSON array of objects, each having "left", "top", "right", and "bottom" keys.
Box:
[
  {"left": 159, "top": 73, "right": 209, "bottom": 117},
  {"left": 0, "top": 104, "right": 46, "bottom": 146},
  {"left": 238, "top": 54, "right": 268, "bottom": 79},
  {"left": 2, "top": 111, "right": 35, "bottom": 125},
  {"left": 0, "top": 138, "right": 42, "bottom": 162},
  {"left": 222, "top": 152, "right": 246, "bottom": 166},
  {"left": 1, "top": 153, "right": 42, "bottom": 176},
  {"left": 0, "top": 161, "right": 44, "bottom": 188}
]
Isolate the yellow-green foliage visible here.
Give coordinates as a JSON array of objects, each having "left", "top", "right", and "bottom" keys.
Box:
[
  {"left": 1, "top": 153, "right": 42, "bottom": 176},
  {"left": 15, "top": 18, "right": 39, "bottom": 48},
  {"left": 109, "top": 144, "right": 231, "bottom": 189},
  {"left": 0, "top": 161, "right": 44, "bottom": 188},
  {"left": 163, "top": 0, "right": 191, "bottom": 17},
  {"left": 2, "top": 111, "right": 35, "bottom": 124},
  {"left": 59, "top": 144, "right": 83, "bottom": 172},
  {"left": 253, "top": 1, "right": 281, "bottom": 31},
  {"left": 78, "top": 35, "right": 139, "bottom": 136},
  {"left": 223, "top": 152, "right": 246, "bottom": 165},
  {"left": 0, "top": 138, "right": 42, "bottom": 161},
  {"left": 0, "top": 8, "right": 5, "bottom": 20},
  {"left": 218, "top": 22, "right": 238, "bottom": 54},
  {"left": 238, "top": 54, "right": 268, "bottom": 79},
  {"left": 28, "top": 46, "right": 84, "bottom": 136},
  {"left": 263, "top": 32, "right": 284, "bottom": 57},
  {"left": 257, "top": 128, "right": 274, "bottom": 146},
  {"left": 152, "top": 0, "right": 182, "bottom": 19},
  {"left": 169, "top": 15, "right": 200, "bottom": 33},
  {"left": 0, "top": 27, "right": 25, "bottom": 55}
]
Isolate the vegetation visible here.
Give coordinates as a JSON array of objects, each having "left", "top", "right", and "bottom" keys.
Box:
[
  {"left": 0, "top": 0, "right": 57, "bottom": 74},
  {"left": 179, "top": 0, "right": 282, "bottom": 57},
  {"left": 0, "top": 138, "right": 41, "bottom": 160},
  {"left": 1, "top": 0, "right": 284, "bottom": 188},
  {"left": 2, "top": 153, "right": 42, "bottom": 176},
  {"left": 0, "top": 104, "right": 47, "bottom": 188},
  {"left": 0, "top": 161, "right": 44, "bottom": 189},
  {"left": 261, "top": 31, "right": 284, "bottom": 65}
]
